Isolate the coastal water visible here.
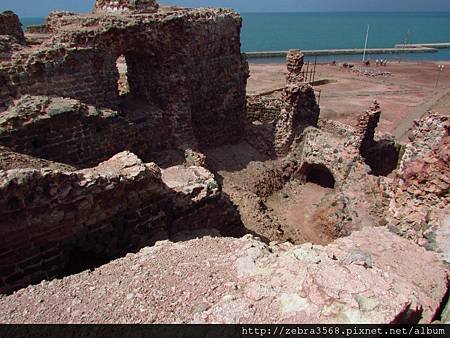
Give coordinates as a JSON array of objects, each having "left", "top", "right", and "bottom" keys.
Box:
[
  {"left": 21, "top": 12, "right": 450, "bottom": 61},
  {"left": 241, "top": 12, "right": 450, "bottom": 62}
]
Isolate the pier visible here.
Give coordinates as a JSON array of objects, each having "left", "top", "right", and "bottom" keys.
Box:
[
  {"left": 395, "top": 42, "right": 450, "bottom": 49},
  {"left": 245, "top": 46, "right": 439, "bottom": 58}
]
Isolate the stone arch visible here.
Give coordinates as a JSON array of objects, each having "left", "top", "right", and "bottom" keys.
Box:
[{"left": 299, "top": 163, "right": 335, "bottom": 189}]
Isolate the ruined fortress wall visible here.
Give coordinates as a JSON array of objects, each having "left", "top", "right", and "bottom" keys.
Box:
[
  {"left": 0, "top": 48, "right": 120, "bottom": 110},
  {"left": 0, "top": 97, "right": 173, "bottom": 168},
  {"left": 0, "top": 11, "right": 26, "bottom": 44},
  {"left": 183, "top": 15, "right": 249, "bottom": 147},
  {"left": 387, "top": 113, "right": 449, "bottom": 244},
  {"left": 355, "top": 102, "right": 381, "bottom": 153},
  {"left": 0, "top": 153, "right": 167, "bottom": 294},
  {"left": 1, "top": 9, "right": 248, "bottom": 148},
  {"left": 0, "top": 152, "right": 243, "bottom": 294},
  {"left": 246, "top": 95, "right": 282, "bottom": 123}
]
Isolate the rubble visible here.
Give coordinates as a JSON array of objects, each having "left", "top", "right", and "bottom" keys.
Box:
[{"left": 0, "top": 228, "right": 447, "bottom": 324}]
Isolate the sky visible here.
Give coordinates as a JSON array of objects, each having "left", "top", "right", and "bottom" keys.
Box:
[{"left": 1, "top": 0, "right": 450, "bottom": 17}]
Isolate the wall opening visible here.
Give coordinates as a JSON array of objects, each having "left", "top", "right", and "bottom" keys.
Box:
[
  {"left": 116, "top": 55, "right": 130, "bottom": 96},
  {"left": 300, "top": 163, "right": 335, "bottom": 189},
  {"left": 124, "top": 51, "right": 160, "bottom": 103},
  {"left": 362, "top": 140, "right": 401, "bottom": 177}
]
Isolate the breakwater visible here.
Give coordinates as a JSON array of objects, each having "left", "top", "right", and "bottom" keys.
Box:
[{"left": 245, "top": 46, "right": 440, "bottom": 59}]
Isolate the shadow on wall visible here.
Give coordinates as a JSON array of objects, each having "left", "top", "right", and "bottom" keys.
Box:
[
  {"left": 0, "top": 157, "right": 247, "bottom": 295},
  {"left": 362, "top": 139, "right": 401, "bottom": 177}
]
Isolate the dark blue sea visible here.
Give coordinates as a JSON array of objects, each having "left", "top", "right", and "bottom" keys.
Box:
[{"left": 21, "top": 12, "right": 450, "bottom": 61}]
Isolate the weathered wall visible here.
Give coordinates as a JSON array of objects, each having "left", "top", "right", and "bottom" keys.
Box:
[
  {"left": 0, "top": 96, "right": 172, "bottom": 168},
  {"left": 0, "top": 145, "right": 75, "bottom": 171},
  {"left": 246, "top": 95, "right": 282, "bottom": 123},
  {"left": 295, "top": 127, "right": 356, "bottom": 187},
  {"left": 355, "top": 100, "right": 381, "bottom": 153},
  {"left": 0, "top": 7, "right": 248, "bottom": 148},
  {"left": 0, "top": 47, "right": 119, "bottom": 110},
  {"left": 354, "top": 101, "right": 401, "bottom": 176},
  {"left": 0, "top": 11, "right": 25, "bottom": 44},
  {"left": 245, "top": 50, "right": 319, "bottom": 157},
  {"left": 386, "top": 113, "right": 449, "bottom": 257},
  {"left": 0, "top": 151, "right": 244, "bottom": 294}
]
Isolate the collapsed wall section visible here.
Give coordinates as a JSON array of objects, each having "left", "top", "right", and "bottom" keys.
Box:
[
  {"left": 1, "top": 227, "right": 447, "bottom": 324},
  {"left": 0, "top": 152, "right": 244, "bottom": 294},
  {"left": 386, "top": 113, "right": 449, "bottom": 259},
  {"left": 245, "top": 50, "right": 319, "bottom": 157}
]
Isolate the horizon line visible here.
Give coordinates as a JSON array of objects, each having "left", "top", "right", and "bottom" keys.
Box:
[{"left": 13, "top": 10, "right": 450, "bottom": 18}]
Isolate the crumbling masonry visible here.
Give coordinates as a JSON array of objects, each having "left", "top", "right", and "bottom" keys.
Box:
[{"left": 0, "top": 0, "right": 448, "bottom": 323}]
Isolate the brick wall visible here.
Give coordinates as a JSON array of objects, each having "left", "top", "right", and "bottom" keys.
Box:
[
  {"left": 0, "top": 152, "right": 244, "bottom": 294},
  {"left": 0, "top": 96, "right": 173, "bottom": 168}
]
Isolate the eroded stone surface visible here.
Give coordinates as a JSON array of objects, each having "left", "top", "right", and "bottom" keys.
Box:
[
  {"left": 0, "top": 227, "right": 446, "bottom": 324},
  {"left": 386, "top": 113, "right": 449, "bottom": 261}
]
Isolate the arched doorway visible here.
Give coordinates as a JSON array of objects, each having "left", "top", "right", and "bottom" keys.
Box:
[{"left": 300, "top": 163, "right": 335, "bottom": 189}]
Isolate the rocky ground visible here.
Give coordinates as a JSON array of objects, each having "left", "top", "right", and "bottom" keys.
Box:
[{"left": 0, "top": 227, "right": 447, "bottom": 324}]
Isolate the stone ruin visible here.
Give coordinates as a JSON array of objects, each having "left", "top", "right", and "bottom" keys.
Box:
[
  {"left": 94, "top": 0, "right": 159, "bottom": 13},
  {"left": 0, "top": 0, "right": 448, "bottom": 324}
]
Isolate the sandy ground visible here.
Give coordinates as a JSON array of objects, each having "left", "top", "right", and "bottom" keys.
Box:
[
  {"left": 248, "top": 61, "right": 450, "bottom": 141},
  {"left": 267, "top": 182, "right": 334, "bottom": 245}
]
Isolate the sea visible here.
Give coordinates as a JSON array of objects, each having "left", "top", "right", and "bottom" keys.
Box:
[{"left": 21, "top": 12, "right": 450, "bottom": 63}]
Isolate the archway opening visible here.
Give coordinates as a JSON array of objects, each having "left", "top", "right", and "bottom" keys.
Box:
[
  {"left": 116, "top": 55, "right": 130, "bottom": 96},
  {"left": 301, "top": 163, "right": 335, "bottom": 189}
]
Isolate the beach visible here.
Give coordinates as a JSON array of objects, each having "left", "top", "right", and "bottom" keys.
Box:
[{"left": 248, "top": 60, "right": 450, "bottom": 140}]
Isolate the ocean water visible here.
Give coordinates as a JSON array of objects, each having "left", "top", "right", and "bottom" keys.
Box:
[
  {"left": 21, "top": 12, "right": 450, "bottom": 60},
  {"left": 241, "top": 12, "right": 450, "bottom": 62}
]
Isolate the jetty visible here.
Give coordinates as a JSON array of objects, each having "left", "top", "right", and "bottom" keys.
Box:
[
  {"left": 245, "top": 46, "right": 440, "bottom": 59},
  {"left": 395, "top": 42, "right": 450, "bottom": 49}
]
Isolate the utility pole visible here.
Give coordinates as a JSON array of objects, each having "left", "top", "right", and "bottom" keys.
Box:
[
  {"left": 362, "top": 24, "right": 370, "bottom": 63},
  {"left": 435, "top": 64, "right": 445, "bottom": 88}
]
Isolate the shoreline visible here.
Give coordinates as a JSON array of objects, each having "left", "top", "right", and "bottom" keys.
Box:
[{"left": 248, "top": 59, "right": 450, "bottom": 65}]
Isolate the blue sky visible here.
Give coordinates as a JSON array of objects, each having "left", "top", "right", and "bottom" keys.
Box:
[{"left": 1, "top": 0, "right": 450, "bottom": 17}]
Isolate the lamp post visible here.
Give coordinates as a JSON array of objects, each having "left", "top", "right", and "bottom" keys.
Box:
[{"left": 435, "top": 64, "right": 445, "bottom": 88}]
